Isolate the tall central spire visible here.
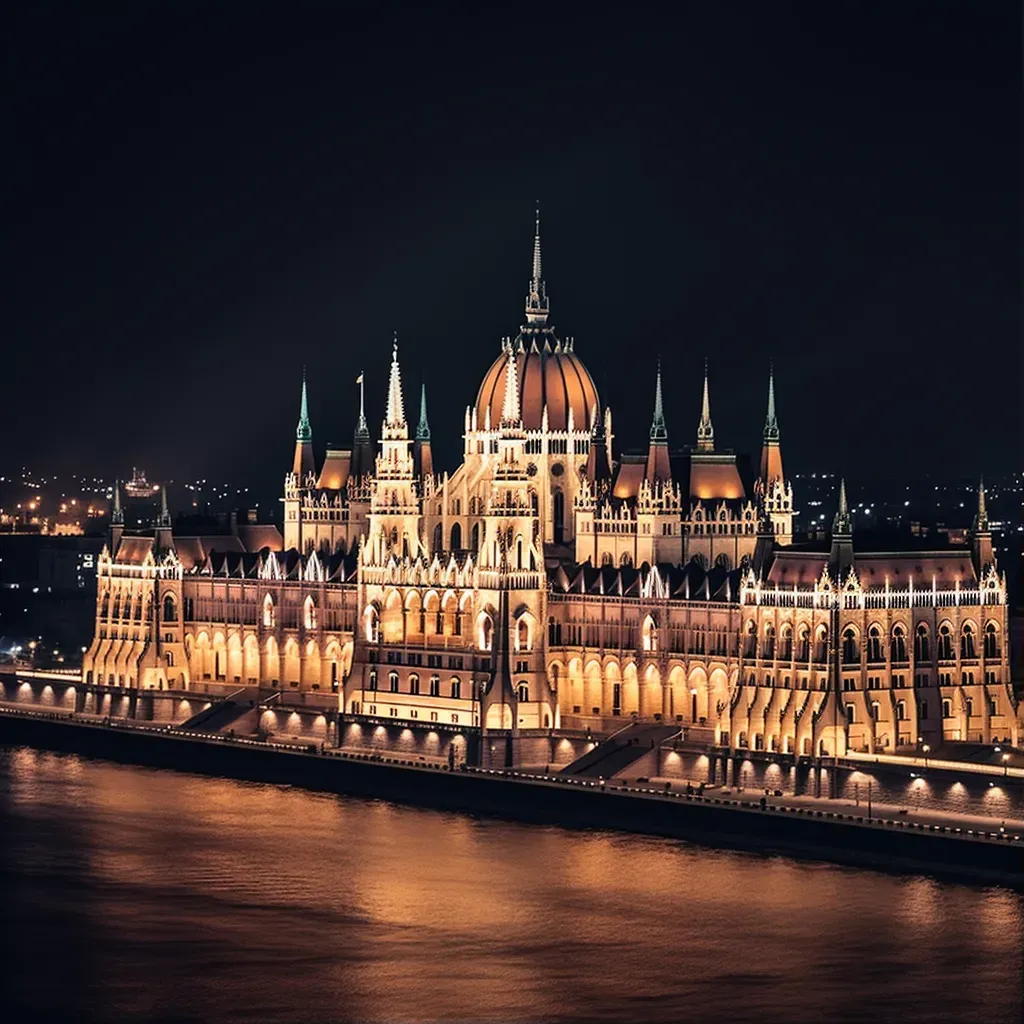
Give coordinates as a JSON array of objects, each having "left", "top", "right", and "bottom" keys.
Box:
[
  {"left": 525, "top": 203, "right": 549, "bottom": 325},
  {"left": 385, "top": 333, "right": 406, "bottom": 429},
  {"left": 696, "top": 359, "right": 714, "bottom": 451},
  {"left": 974, "top": 476, "right": 989, "bottom": 531},
  {"left": 833, "top": 477, "right": 851, "bottom": 535},
  {"left": 650, "top": 360, "right": 667, "bottom": 441}
]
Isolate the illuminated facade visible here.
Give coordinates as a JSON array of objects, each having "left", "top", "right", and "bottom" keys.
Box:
[{"left": 82, "top": 216, "right": 1019, "bottom": 756}]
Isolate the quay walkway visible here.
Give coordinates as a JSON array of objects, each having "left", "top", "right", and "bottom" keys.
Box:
[{"left": 1, "top": 701, "right": 1020, "bottom": 852}]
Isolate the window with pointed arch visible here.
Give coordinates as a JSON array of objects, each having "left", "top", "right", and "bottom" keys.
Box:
[
  {"left": 890, "top": 625, "right": 907, "bottom": 662},
  {"left": 263, "top": 594, "right": 276, "bottom": 629},
  {"left": 477, "top": 615, "right": 493, "bottom": 651},
  {"left": 960, "top": 623, "right": 976, "bottom": 659},
  {"left": 915, "top": 623, "right": 930, "bottom": 661},
  {"left": 866, "top": 626, "right": 883, "bottom": 662},
  {"left": 797, "top": 625, "right": 810, "bottom": 662},
  {"left": 779, "top": 624, "right": 793, "bottom": 661},
  {"left": 162, "top": 593, "right": 177, "bottom": 621},
  {"left": 937, "top": 624, "right": 954, "bottom": 660},
  {"left": 303, "top": 595, "right": 317, "bottom": 631},
  {"left": 432, "top": 523, "right": 443, "bottom": 553},
  {"left": 517, "top": 618, "right": 531, "bottom": 652},
  {"left": 364, "top": 605, "right": 379, "bottom": 643},
  {"left": 842, "top": 628, "right": 858, "bottom": 664},
  {"left": 744, "top": 620, "right": 757, "bottom": 659},
  {"left": 517, "top": 682, "right": 529, "bottom": 703},
  {"left": 984, "top": 622, "right": 999, "bottom": 659},
  {"left": 642, "top": 614, "right": 658, "bottom": 652},
  {"left": 762, "top": 622, "right": 776, "bottom": 660},
  {"left": 450, "top": 522, "right": 462, "bottom": 550}
]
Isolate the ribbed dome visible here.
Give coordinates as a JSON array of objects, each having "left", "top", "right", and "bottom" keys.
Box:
[{"left": 476, "top": 338, "right": 599, "bottom": 432}]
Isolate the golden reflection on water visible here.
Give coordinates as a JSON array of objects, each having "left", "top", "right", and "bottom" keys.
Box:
[{"left": 2, "top": 748, "right": 1023, "bottom": 1024}]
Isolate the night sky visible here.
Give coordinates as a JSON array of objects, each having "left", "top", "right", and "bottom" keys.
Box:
[{"left": 8, "top": 4, "right": 1021, "bottom": 500}]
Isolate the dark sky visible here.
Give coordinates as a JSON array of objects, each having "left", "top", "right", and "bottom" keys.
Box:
[{"left": 7, "top": 4, "right": 1021, "bottom": 499}]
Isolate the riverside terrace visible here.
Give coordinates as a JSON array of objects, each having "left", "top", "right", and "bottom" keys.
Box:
[{"left": 0, "top": 704, "right": 1020, "bottom": 889}]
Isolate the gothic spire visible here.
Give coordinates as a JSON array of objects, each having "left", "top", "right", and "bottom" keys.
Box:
[
  {"left": 696, "top": 359, "right": 714, "bottom": 451},
  {"left": 525, "top": 202, "right": 549, "bottom": 325},
  {"left": 158, "top": 484, "right": 171, "bottom": 528},
  {"left": 355, "top": 370, "right": 368, "bottom": 438},
  {"left": 112, "top": 479, "right": 123, "bottom": 524},
  {"left": 649, "top": 360, "right": 667, "bottom": 442},
  {"left": 832, "top": 477, "right": 852, "bottom": 535},
  {"left": 974, "top": 476, "right": 989, "bottom": 531},
  {"left": 385, "top": 333, "right": 406, "bottom": 428},
  {"left": 500, "top": 349, "right": 521, "bottom": 427},
  {"left": 764, "top": 362, "right": 779, "bottom": 441},
  {"left": 295, "top": 368, "right": 312, "bottom": 443},
  {"left": 416, "top": 382, "right": 431, "bottom": 441}
]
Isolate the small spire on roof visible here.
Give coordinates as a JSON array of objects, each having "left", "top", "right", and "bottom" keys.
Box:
[
  {"left": 296, "top": 368, "right": 312, "bottom": 443},
  {"left": 355, "top": 369, "right": 368, "bottom": 438},
  {"left": 975, "top": 476, "right": 989, "bottom": 531},
  {"left": 158, "top": 484, "right": 171, "bottom": 528},
  {"left": 416, "top": 382, "right": 431, "bottom": 441},
  {"left": 832, "top": 477, "right": 852, "bottom": 535},
  {"left": 112, "top": 479, "right": 123, "bottom": 523},
  {"left": 696, "top": 358, "right": 714, "bottom": 451},
  {"left": 385, "top": 332, "right": 406, "bottom": 428},
  {"left": 764, "top": 362, "right": 779, "bottom": 441},
  {"left": 650, "top": 360, "right": 667, "bottom": 442}
]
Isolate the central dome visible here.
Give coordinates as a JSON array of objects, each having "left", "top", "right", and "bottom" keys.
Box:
[{"left": 476, "top": 337, "right": 599, "bottom": 432}]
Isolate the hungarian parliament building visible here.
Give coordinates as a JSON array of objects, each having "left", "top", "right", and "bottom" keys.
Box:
[{"left": 82, "top": 218, "right": 1019, "bottom": 759}]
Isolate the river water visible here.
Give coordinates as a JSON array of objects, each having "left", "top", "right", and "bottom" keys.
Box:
[{"left": 1, "top": 745, "right": 1021, "bottom": 1024}]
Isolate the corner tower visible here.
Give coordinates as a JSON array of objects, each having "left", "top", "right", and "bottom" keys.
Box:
[{"left": 753, "top": 364, "right": 794, "bottom": 545}]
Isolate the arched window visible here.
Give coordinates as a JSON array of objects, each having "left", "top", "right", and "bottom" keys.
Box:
[
  {"left": 517, "top": 682, "right": 529, "bottom": 703},
  {"left": 915, "top": 624, "right": 929, "bottom": 661},
  {"left": 477, "top": 615, "right": 493, "bottom": 651},
  {"left": 890, "top": 625, "right": 907, "bottom": 662},
  {"left": 842, "top": 628, "right": 858, "bottom": 664},
  {"left": 984, "top": 623, "right": 999, "bottom": 658},
  {"left": 409, "top": 674, "right": 420, "bottom": 695},
  {"left": 263, "top": 594, "right": 276, "bottom": 628},
  {"left": 389, "top": 671, "right": 399, "bottom": 693},
  {"left": 960, "top": 624, "right": 976, "bottom": 659},
  {"left": 797, "top": 625, "right": 810, "bottom": 662},
  {"left": 432, "top": 523, "right": 443, "bottom": 553},
  {"left": 762, "top": 623, "right": 776, "bottom": 660},
  {"left": 450, "top": 522, "right": 462, "bottom": 550},
  {"left": 429, "top": 674, "right": 440, "bottom": 696},
  {"left": 450, "top": 677, "right": 461, "bottom": 699},
  {"left": 744, "top": 621, "right": 757, "bottom": 659},
  {"left": 516, "top": 536, "right": 524, "bottom": 569},
  {"left": 896, "top": 700, "right": 907, "bottom": 721},
  {"left": 779, "top": 624, "right": 793, "bottom": 661},
  {"left": 364, "top": 605, "right": 379, "bottom": 643},
  {"left": 845, "top": 703, "right": 856, "bottom": 724},
  {"left": 471, "top": 522, "right": 480, "bottom": 554},
  {"left": 620, "top": 552, "right": 632, "bottom": 567},
  {"left": 965, "top": 696, "right": 974, "bottom": 717},
  {"left": 303, "top": 595, "right": 317, "bottom": 631},
  {"left": 867, "top": 626, "right": 882, "bottom": 662},
  {"left": 162, "top": 593, "right": 177, "bottom": 621},
  {"left": 553, "top": 489, "right": 565, "bottom": 544},
  {"left": 642, "top": 615, "right": 658, "bottom": 652},
  {"left": 937, "top": 624, "right": 953, "bottom": 660},
  {"left": 814, "top": 625, "right": 828, "bottom": 663},
  {"left": 942, "top": 699, "right": 951, "bottom": 718},
  {"left": 517, "top": 618, "right": 530, "bottom": 651}
]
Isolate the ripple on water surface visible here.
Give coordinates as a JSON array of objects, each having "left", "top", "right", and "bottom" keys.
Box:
[{"left": 0, "top": 746, "right": 1021, "bottom": 1023}]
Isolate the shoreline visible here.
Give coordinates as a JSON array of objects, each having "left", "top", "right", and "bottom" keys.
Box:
[{"left": 0, "top": 706, "right": 1020, "bottom": 890}]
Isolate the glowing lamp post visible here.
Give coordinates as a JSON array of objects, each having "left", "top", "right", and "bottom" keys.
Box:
[
  {"left": 922, "top": 743, "right": 930, "bottom": 770},
  {"left": 1003, "top": 753, "right": 1010, "bottom": 778}
]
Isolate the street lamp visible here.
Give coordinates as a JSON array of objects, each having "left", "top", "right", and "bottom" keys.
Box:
[
  {"left": 1003, "top": 753, "right": 1010, "bottom": 778},
  {"left": 922, "top": 743, "right": 930, "bottom": 769}
]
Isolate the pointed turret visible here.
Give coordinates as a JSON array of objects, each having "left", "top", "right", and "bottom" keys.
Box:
[
  {"left": 645, "top": 361, "right": 671, "bottom": 483},
  {"left": 154, "top": 484, "right": 173, "bottom": 553},
  {"left": 758, "top": 363, "right": 784, "bottom": 485},
  {"left": 499, "top": 349, "right": 522, "bottom": 428},
  {"left": 109, "top": 479, "right": 124, "bottom": 555},
  {"left": 291, "top": 370, "right": 315, "bottom": 477},
  {"left": 351, "top": 370, "right": 373, "bottom": 479},
  {"left": 586, "top": 404, "right": 612, "bottom": 483},
  {"left": 524, "top": 203, "right": 549, "bottom": 325},
  {"left": 971, "top": 476, "right": 994, "bottom": 572},
  {"left": 830, "top": 477, "right": 854, "bottom": 575},
  {"left": 696, "top": 360, "right": 714, "bottom": 452},
  {"left": 414, "top": 382, "right": 434, "bottom": 478},
  {"left": 384, "top": 334, "right": 406, "bottom": 432}
]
